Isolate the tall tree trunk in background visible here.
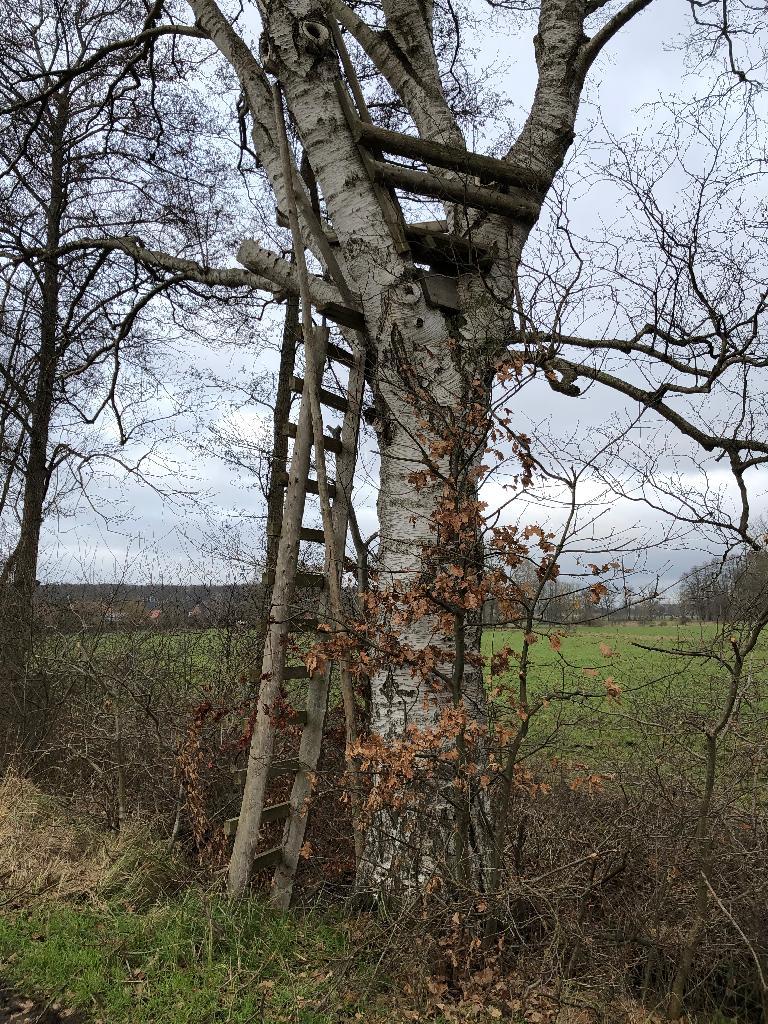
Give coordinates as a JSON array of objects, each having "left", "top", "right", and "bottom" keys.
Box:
[{"left": 1, "top": 93, "right": 66, "bottom": 748}]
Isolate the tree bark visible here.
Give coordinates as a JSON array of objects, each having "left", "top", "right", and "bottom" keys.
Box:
[
  {"left": 187, "top": 0, "right": 623, "bottom": 900},
  {"left": 1, "top": 93, "right": 66, "bottom": 750}
]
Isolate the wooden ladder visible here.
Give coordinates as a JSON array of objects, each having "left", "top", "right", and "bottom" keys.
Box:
[{"left": 226, "top": 325, "right": 366, "bottom": 908}]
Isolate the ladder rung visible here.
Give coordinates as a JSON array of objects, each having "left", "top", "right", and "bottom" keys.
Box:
[
  {"left": 253, "top": 846, "right": 284, "bottom": 871},
  {"left": 227, "top": 808, "right": 293, "bottom": 833},
  {"left": 291, "top": 376, "right": 349, "bottom": 413},
  {"left": 269, "top": 757, "right": 302, "bottom": 777},
  {"left": 284, "top": 665, "right": 309, "bottom": 680},
  {"left": 354, "top": 120, "right": 548, "bottom": 194},
  {"left": 299, "top": 526, "right": 326, "bottom": 544},
  {"left": 325, "top": 340, "right": 355, "bottom": 367},
  {"left": 305, "top": 476, "right": 336, "bottom": 498},
  {"left": 374, "top": 160, "right": 539, "bottom": 222},
  {"left": 299, "top": 332, "right": 355, "bottom": 367},
  {"left": 262, "top": 801, "right": 291, "bottom": 823},
  {"left": 288, "top": 615, "right": 320, "bottom": 632},
  {"left": 262, "top": 570, "right": 325, "bottom": 589},
  {"left": 286, "top": 422, "right": 343, "bottom": 454},
  {"left": 233, "top": 756, "right": 304, "bottom": 789},
  {"left": 275, "top": 472, "right": 336, "bottom": 499}
]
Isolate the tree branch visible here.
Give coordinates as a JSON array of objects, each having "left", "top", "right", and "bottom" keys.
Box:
[{"left": 578, "top": 0, "right": 658, "bottom": 79}]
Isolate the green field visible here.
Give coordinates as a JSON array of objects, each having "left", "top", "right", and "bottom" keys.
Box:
[
  {"left": 50, "top": 620, "right": 768, "bottom": 770},
  {"left": 483, "top": 621, "right": 768, "bottom": 770},
  {"left": 7, "top": 622, "right": 766, "bottom": 1022}
]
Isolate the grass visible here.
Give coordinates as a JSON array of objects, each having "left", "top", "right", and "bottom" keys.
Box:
[
  {"left": 483, "top": 621, "right": 768, "bottom": 768},
  {"left": 0, "top": 773, "right": 419, "bottom": 1024},
  {"left": 0, "top": 892, "right": 380, "bottom": 1024},
  {"left": 47, "top": 619, "right": 768, "bottom": 768},
  {"left": 1, "top": 619, "right": 759, "bottom": 1024}
]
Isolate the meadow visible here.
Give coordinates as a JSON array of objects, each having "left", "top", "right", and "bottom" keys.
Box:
[
  {"left": 2, "top": 621, "right": 765, "bottom": 1023},
  {"left": 484, "top": 621, "right": 768, "bottom": 772},
  {"left": 68, "top": 618, "right": 768, "bottom": 761}
]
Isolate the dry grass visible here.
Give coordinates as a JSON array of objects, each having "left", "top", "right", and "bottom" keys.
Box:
[{"left": 0, "top": 771, "right": 188, "bottom": 907}]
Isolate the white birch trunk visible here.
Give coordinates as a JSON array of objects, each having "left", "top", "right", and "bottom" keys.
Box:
[{"left": 355, "top": 325, "right": 493, "bottom": 898}]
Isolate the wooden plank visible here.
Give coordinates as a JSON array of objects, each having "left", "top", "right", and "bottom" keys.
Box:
[
  {"left": 253, "top": 846, "right": 284, "bottom": 871},
  {"left": 288, "top": 614, "right": 320, "bottom": 632},
  {"left": 275, "top": 471, "right": 336, "bottom": 499},
  {"left": 325, "top": 341, "right": 356, "bottom": 367},
  {"left": 407, "top": 219, "right": 449, "bottom": 233},
  {"left": 269, "top": 757, "right": 302, "bottom": 777},
  {"left": 322, "top": 218, "right": 447, "bottom": 247},
  {"left": 405, "top": 224, "right": 495, "bottom": 273},
  {"left": 316, "top": 300, "right": 366, "bottom": 331},
  {"left": 262, "top": 801, "right": 291, "bottom": 823},
  {"left": 291, "top": 375, "right": 349, "bottom": 413},
  {"left": 262, "top": 570, "right": 325, "bottom": 589},
  {"left": 375, "top": 162, "right": 539, "bottom": 223},
  {"left": 286, "top": 422, "right": 343, "bottom": 454},
  {"left": 299, "top": 526, "right": 326, "bottom": 544},
  {"left": 234, "top": 757, "right": 303, "bottom": 786},
  {"left": 419, "top": 272, "right": 461, "bottom": 313},
  {"left": 355, "top": 121, "right": 548, "bottom": 195},
  {"left": 298, "top": 332, "right": 355, "bottom": 368}
]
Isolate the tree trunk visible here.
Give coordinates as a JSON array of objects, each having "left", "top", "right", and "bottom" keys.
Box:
[
  {"left": 356, "top": 328, "right": 492, "bottom": 899},
  {"left": 1, "top": 94, "right": 66, "bottom": 752}
]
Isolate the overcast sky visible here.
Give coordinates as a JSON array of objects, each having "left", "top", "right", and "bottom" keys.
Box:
[{"left": 35, "top": 1, "right": 768, "bottom": 592}]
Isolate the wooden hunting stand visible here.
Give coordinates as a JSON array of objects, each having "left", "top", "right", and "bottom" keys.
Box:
[{"left": 226, "top": 25, "right": 544, "bottom": 907}]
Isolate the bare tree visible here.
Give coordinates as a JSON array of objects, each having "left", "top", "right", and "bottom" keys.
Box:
[{"left": 0, "top": 0, "right": 268, "bottom": 715}]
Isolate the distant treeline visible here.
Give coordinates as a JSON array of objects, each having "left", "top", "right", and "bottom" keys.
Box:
[
  {"left": 34, "top": 581, "right": 268, "bottom": 630},
  {"left": 678, "top": 549, "right": 768, "bottom": 623}
]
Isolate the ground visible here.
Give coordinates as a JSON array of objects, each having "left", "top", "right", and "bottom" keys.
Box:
[
  {"left": 2, "top": 621, "right": 763, "bottom": 1023},
  {"left": 0, "top": 984, "right": 79, "bottom": 1024}
]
